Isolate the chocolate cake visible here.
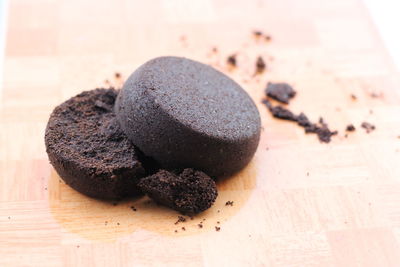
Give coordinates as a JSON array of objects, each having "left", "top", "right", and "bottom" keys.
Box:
[
  {"left": 115, "top": 56, "right": 261, "bottom": 178},
  {"left": 137, "top": 169, "right": 218, "bottom": 214},
  {"left": 45, "top": 88, "right": 146, "bottom": 199}
]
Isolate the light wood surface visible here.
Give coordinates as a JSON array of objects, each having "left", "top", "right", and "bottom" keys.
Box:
[{"left": 1, "top": 0, "right": 400, "bottom": 266}]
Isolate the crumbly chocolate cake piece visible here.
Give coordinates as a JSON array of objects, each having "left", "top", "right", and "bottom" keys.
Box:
[
  {"left": 115, "top": 56, "right": 261, "bottom": 178},
  {"left": 265, "top": 82, "right": 296, "bottom": 104},
  {"left": 262, "top": 99, "right": 337, "bottom": 143},
  {"left": 138, "top": 169, "right": 218, "bottom": 214},
  {"left": 45, "top": 88, "right": 145, "bottom": 199}
]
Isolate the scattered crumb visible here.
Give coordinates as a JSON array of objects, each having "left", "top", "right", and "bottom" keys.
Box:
[
  {"left": 217, "top": 210, "right": 220, "bottom": 213},
  {"left": 227, "top": 54, "right": 237, "bottom": 67},
  {"left": 175, "top": 216, "right": 186, "bottom": 225},
  {"left": 351, "top": 94, "right": 357, "bottom": 100},
  {"left": 130, "top": 206, "right": 137, "bottom": 212},
  {"left": 8, "top": 216, "right": 10, "bottom": 219},
  {"left": 370, "top": 92, "right": 383, "bottom": 98},
  {"left": 212, "top": 47, "right": 218, "bottom": 53},
  {"left": 345, "top": 134, "right": 348, "bottom": 138},
  {"left": 174, "top": 230, "right": 178, "bottom": 233},
  {"left": 117, "top": 222, "right": 120, "bottom": 226},
  {"left": 215, "top": 226, "right": 221, "bottom": 232},
  {"left": 77, "top": 245, "right": 80, "bottom": 248},
  {"left": 265, "top": 35, "right": 272, "bottom": 41},
  {"left": 112, "top": 202, "right": 118, "bottom": 206},
  {"left": 181, "top": 227, "right": 186, "bottom": 231},
  {"left": 306, "top": 172, "right": 309, "bottom": 176},
  {"left": 266, "top": 147, "right": 269, "bottom": 151},
  {"left": 253, "top": 30, "right": 263, "bottom": 37},
  {"left": 104, "top": 221, "right": 108, "bottom": 225},
  {"left": 346, "top": 124, "right": 356, "bottom": 132},
  {"left": 255, "top": 56, "right": 266, "bottom": 74},
  {"left": 262, "top": 99, "right": 338, "bottom": 143},
  {"left": 225, "top": 201, "right": 234, "bottom": 206},
  {"left": 361, "top": 122, "right": 376, "bottom": 133},
  {"left": 115, "top": 72, "right": 121, "bottom": 79},
  {"left": 265, "top": 82, "right": 296, "bottom": 104},
  {"left": 217, "top": 221, "right": 220, "bottom": 224},
  {"left": 198, "top": 223, "right": 203, "bottom": 228},
  {"left": 44, "top": 187, "right": 47, "bottom": 191},
  {"left": 104, "top": 79, "right": 110, "bottom": 84}
]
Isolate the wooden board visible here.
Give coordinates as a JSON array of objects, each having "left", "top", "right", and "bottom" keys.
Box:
[{"left": 1, "top": 0, "right": 400, "bottom": 266}]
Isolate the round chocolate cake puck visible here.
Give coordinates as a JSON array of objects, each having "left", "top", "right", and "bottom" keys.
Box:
[
  {"left": 115, "top": 56, "right": 261, "bottom": 177},
  {"left": 45, "top": 88, "right": 145, "bottom": 199}
]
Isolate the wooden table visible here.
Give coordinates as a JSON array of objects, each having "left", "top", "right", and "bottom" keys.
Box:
[{"left": 1, "top": 0, "right": 400, "bottom": 266}]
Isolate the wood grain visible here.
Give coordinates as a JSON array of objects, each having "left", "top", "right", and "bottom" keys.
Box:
[{"left": 1, "top": 0, "right": 400, "bottom": 266}]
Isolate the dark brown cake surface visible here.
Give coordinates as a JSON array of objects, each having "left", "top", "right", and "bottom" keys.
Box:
[
  {"left": 115, "top": 56, "right": 261, "bottom": 177},
  {"left": 45, "top": 88, "right": 145, "bottom": 199},
  {"left": 138, "top": 169, "right": 218, "bottom": 214}
]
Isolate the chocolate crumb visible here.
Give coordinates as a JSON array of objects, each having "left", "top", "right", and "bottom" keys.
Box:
[
  {"left": 253, "top": 30, "right": 263, "bottom": 37},
  {"left": 175, "top": 216, "right": 186, "bottom": 225},
  {"left": 346, "top": 124, "right": 356, "bottom": 132},
  {"left": 130, "top": 206, "right": 137, "bottom": 212},
  {"left": 265, "top": 82, "right": 296, "bottom": 104},
  {"left": 115, "top": 72, "right": 121, "bottom": 79},
  {"left": 263, "top": 100, "right": 297, "bottom": 121},
  {"left": 181, "top": 227, "right": 186, "bottom": 231},
  {"left": 117, "top": 222, "right": 120, "bottom": 225},
  {"left": 217, "top": 221, "right": 220, "bottom": 224},
  {"left": 262, "top": 99, "right": 337, "bottom": 143},
  {"left": 198, "top": 224, "right": 203, "bottom": 228},
  {"left": 255, "top": 56, "right": 266, "bottom": 74},
  {"left": 361, "top": 122, "right": 376, "bottom": 133},
  {"left": 227, "top": 54, "right": 237, "bottom": 67},
  {"left": 225, "top": 201, "right": 234, "bottom": 206},
  {"left": 351, "top": 94, "right": 357, "bottom": 100},
  {"left": 217, "top": 210, "right": 220, "bottom": 213},
  {"left": 265, "top": 35, "right": 272, "bottom": 41},
  {"left": 215, "top": 226, "right": 221, "bottom": 232},
  {"left": 174, "top": 230, "right": 178, "bottom": 233},
  {"left": 370, "top": 92, "right": 382, "bottom": 98}
]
